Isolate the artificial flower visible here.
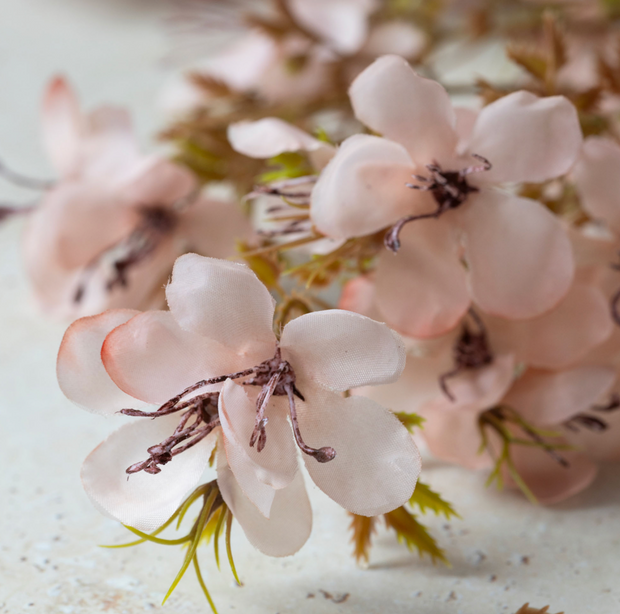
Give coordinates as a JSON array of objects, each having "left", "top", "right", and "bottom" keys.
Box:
[
  {"left": 24, "top": 77, "right": 249, "bottom": 319},
  {"left": 345, "top": 270, "right": 618, "bottom": 503},
  {"left": 57, "top": 254, "right": 421, "bottom": 555},
  {"left": 312, "top": 55, "right": 582, "bottom": 337}
]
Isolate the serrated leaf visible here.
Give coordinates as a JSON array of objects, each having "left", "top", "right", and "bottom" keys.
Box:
[
  {"left": 383, "top": 506, "right": 450, "bottom": 566},
  {"left": 409, "top": 481, "right": 461, "bottom": 519},
  {"left": 543, "top": 11, "right": 567, "bottom": 72},
  {"left": 394, "top": 411, "right": 425, "bottom": 432},
  {"left": 348, "top": 513, "right": 377, "bottom": 565},
  {"left": 507, "top": 44, "right": 548, "bottom": 81},
  {"left": 514, "top": 604, "right": 564, "bottom": 614}
]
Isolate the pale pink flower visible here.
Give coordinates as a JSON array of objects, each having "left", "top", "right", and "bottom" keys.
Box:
[
  {"left": 346, "top": 271, "right": 618, "bottom": 503},
  {"left": 25, "top": 77, "right": 249, "bottom": 319},
  {"left": 312, "top": 55, "right": 581, "bottom": 337},
  {"left": 57, "top": 254, "right": 420, "bottom": 555}
]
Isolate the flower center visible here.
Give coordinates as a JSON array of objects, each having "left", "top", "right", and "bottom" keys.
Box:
[
  {"left": 439, "top": 309, "right": 494, "bottom": 402},
  {"left": 121, "top": 345, "right": 336, "bottom": 476},
  {"left": 73, "top": 204, "right": 179, "bottom": 304},
  {"left": 384, "top": 154, "right": 492, "bottom": 253}
]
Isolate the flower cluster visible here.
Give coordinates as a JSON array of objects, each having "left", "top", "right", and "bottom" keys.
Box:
[{"left": 2, "top": 1, "right": 619, "bottom": 611}]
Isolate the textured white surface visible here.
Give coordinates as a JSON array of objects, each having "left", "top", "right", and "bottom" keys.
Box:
[{"left": 1, "top": 2, "right": 620, "bottom": 613}]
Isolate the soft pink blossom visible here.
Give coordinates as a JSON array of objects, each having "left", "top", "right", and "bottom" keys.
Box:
[
  {"left": 25, "top": 77, "right": 249, "bottom": 319},
  {"left": 57, "top": 254, "right": 420, "bottom": 555},
  {"left": 312, "top": 55, "right": 581, "bottom": 337},
  {"left": 346, "top": 271, "right": 617, "bottom": 503}
]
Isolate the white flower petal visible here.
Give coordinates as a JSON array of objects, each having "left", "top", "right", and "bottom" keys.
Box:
[
  {"left": 81, "top": 417, "right": 216, "bottom": 532},
  {"left": 467, "top": 91, "right": 582, "bottom": 184},
  {"left": 349, "top": 55, "right": 457, "bottom": 161},
  {"left": 219, "top": 380, "right": 299, "bottom": 517},
  {"left": 217, "top": 452, "right": 312, "bottom": 557},
  {"left": 166, "top": 254, "right": 276, "bottom": 356},
  {"left": 297, "top": 389, "right": 421, "bottom": 516},
  {"left": 310, "top": 134, "right": 417, "bottom": 240},
  {"left": 280, "top": 310, "right": 406, "bottom": 391}
]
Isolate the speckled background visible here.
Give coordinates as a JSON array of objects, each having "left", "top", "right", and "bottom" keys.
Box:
[{"left": 1, "top": 2, "right": 619, "bottom": 612}]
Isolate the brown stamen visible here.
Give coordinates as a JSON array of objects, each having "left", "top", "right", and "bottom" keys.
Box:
[
  {"left": 286, "top": 386, "right": 336, "bottom": 463},
  {"left": 564, "top": 392, "right": 620, "bottom": 433},
  {"left": 73, "top": 201, "right": 190, "bottom": 304},
  {"left": 122, "top": 346, "right": 336, "bottom": 475},
  {"left": 439, "top": 309, "right": 494, "bottom": 402},
  {"left": 385, "top": 154, "right": 491, "bottom": 253}
]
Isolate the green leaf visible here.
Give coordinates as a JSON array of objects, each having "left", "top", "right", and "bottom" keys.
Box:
[
  {"left": 409, "top": 482, "right": 461, "bottom": 519},
  {"left": 394, "top": 412, "right": 425, "bottom": 432},
  {"left": 384, "top": 506, "right": 450, "bottom": 566}
]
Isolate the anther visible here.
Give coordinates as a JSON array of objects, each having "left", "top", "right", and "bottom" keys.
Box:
[
  {"left": 385, "top": 154, "right": 492, "bottom": 253},
  {"left": 439, "top": 309, "right": 493, "bottom": 401}
]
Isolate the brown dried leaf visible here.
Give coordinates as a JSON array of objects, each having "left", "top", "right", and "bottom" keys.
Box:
[
  {"left": 476, "top": 78, "right": 512, "bottom": 106},
  {"left": 507, "top": 44, "right": 548, "bottom": 81},
  {"left": 348, "top": 513, "right": 376, "bottom": 565},
  {"left": 514, "top": 603, "right": 564, "bottom": 614},
  {"left": 543, "top": 12, "right": 567, "bottom": 72}
]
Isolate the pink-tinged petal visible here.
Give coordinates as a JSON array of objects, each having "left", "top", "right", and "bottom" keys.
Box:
[
  {"left": 338, "top": 276, "right": 381, "bottom": 319},
  {"left": 422, "top": 406, "right": 493, "bottom": 470},
  {"left": 82, "top": 106, "right": 141, "bottom": 180},
  {"left": 228, "top": 118, "right": 332, "bottom": 160},
  {"left": 123, "top": 158, "right": 197, "bottom": 206},
  {"left": 219, "top": 380, "right": 299, "bottom": 517},
  {"left": 81, "top": 417, "right": 216, "bottom": 532},
  {"left": 177, "top": 197, "right": 253, "bottom": 260},
  {"left": 487, "top": 282, "right": 613, "bottom": 370},
  {"left": 288, "top": 0, "right": 377, "bottom": 55},
  {"left": 417, "top": 354, "right": 516, "bottom": 469},
  {"left": 281, "top": 310, "right": 405, "bottom": 391},
  {"left": 467, "top": 91, "right": 582, "bottom": 184},
  {"left": 374, "top": 219, "right": 470, "bottom": 338},
  {"left": 311, "top": 134, "right": 418, "bottom": 240},
  {"left": 297, "top": 389, "right": 421, "bottom": 516},
  {"left": 362, "top": 21, "right": 427, "bottom": 59},
  {"left": 101, "top": 310, "right": 242, "bottom": 405},
  {"left": 217, "top": 452, "right": 312, "bottom": 557},
  {"left": 506, "top": 435, "right": 597, "bottom": 505},
  {"left": 165, "top": 254, "right": 276, "bottom": 356},
  {"left": 349, "top": 55, "right": 457, "bottom": 161},
  {"left": 459, "top": 190, "right": 574, "bottom": 319},
  {"left": 454, "top": 107, "right": 478, "bottom": 145},
  {"left": 57, "top": 309, "right": 140, "bottom": 415},
  {"left": 504, "top": 366, "right": 616, "bottom": 426},
  {"left": 573, "top": 137, "right": 620, "bottom": 233},
  {"left": 41, "top": 76, "right": 82, "bottom": 176},
  {"left": 355, "top": 344, "right": 456, "bottom": 415},
  {"left": 30, "top": 182, "right": 138, "bottom": 270}
]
